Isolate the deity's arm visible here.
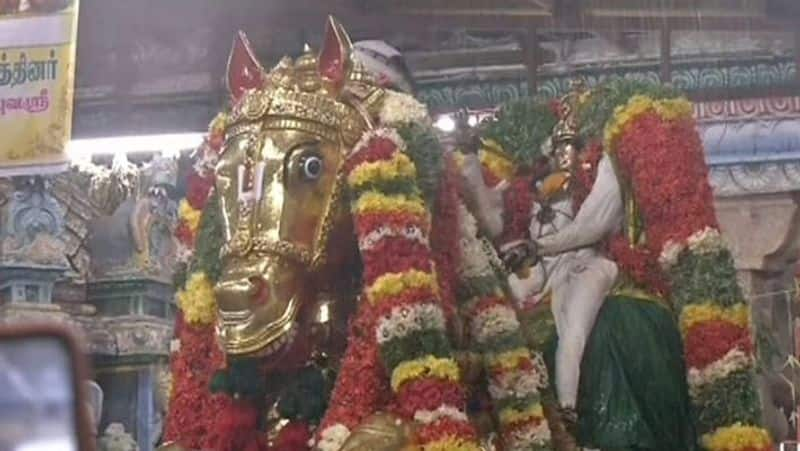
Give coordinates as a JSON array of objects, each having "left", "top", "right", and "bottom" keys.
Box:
[
  {"left": 507, "top": 263, "right": 546, "bottom": 305},
  {"left": 536, "top": 155, "right": 623, "bottom": 255},
  {"left": 459, "top": 153, "right": 506, "bottom": 239}
]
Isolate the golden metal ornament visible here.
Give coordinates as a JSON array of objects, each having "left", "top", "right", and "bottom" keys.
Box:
[
  {"left": 214, "top": 17, "right": 387, "bottom": 356},
  {"left": 551, "top": 79, "right": 587, "bottom": 148},
  {"left": 339, "top": 412, "right": 418, "bottom": 451},
  {"left": 155, "top": 442, "right": 187, "bottom": 451}
]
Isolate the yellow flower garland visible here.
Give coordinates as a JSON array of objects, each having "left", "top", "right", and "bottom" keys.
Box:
[
  {"left": 680, "top": 303, "right": 750, "bottom": 337},
  {"left": 177, "top": 272, "right": 217, "bottom": 325},
  {"left": 391, "top": 355, "right": 460, "bottom": 392},
  {"left": 354, "top": 192, "right": 428, "bottom": 218},
  {"left": 422, "top": 436, "right": 482, "bottom": 451},
  {"left": 178, "top": 199, "right": 203, "bottom": 234},
  {"left": 347, "top": 152, "right": 416, "bottom": 188},
  {"left": 486, "top": 347, "right": 530, "bottom": 372},
  {"left": 701, "top": 423, "right": 772, "bottom": 451},
  {"left": 479, "top": 139, "right": 515, "bottom": 182},
  {"left": 367, "top": 270, "right": 438, "bottom": 305},
  {"left": 498, "top": 403, "right": 545, "bottom": 426},
  {"left": 603, "top": 95, "right": 693, "bottom": 152}
]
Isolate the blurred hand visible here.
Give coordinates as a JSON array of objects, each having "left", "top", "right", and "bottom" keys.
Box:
[{"left": 499, "top": 240, "right": 538, "bottom": 273}]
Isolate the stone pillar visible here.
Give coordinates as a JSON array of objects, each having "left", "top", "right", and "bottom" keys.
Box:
[{"left": 715, "top": 191, "right": 800, "bottom": 441}]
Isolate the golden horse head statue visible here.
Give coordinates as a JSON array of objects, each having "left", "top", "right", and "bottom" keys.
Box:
[{"left": 214, "top": 17, "right": 387, "bottom": 356}]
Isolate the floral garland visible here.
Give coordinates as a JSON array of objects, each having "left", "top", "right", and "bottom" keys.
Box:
[
  {"left": 457, "top": 204, "right": 552, "bottom": 451},
  {"left": 166, "top": 112, "right": 290, "bottom": 451},
  {"left": 604, "top": 93, "right": 770, "bottom": 451},
  {"left": 316, "top": 128, "right": 480, "bottom": 451}
]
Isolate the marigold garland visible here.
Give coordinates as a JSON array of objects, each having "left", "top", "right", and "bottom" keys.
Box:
[
  {"left": 603, "top": 95, "right": 693, "bottom": 151},
  {"left": 177, "top": 272, "right": 217, "bottom": 326},
  {"left": 366, "top": 269, "right": 439, "bottom": 305},
  {"left": 354, "top": 191, "right": 428, "bottom": 217},
  {"left": 681, "top": 303, "right": 750, "bottom": 336},
  {"left": 390, "top": 355, "right": 461, "bottom": 391},
  {"left": 456, "top": 203, "right": 552, "bottom": 449},
  {"left": 589, "top": 82, "right": 768, "bottom": 449},
  {"left": 317, "top": 128, "right": 479, "bottom": 450},
  {"left": 178, "top": 199, "right": 203, "bottom": 234},
  {"left": 701, "top": 423, "right": 772, "bottom": 451},
  {"left": 166, "top": 110, "right": 267, "bottom": 451},
  {"left": 491, "top": 79, "right": 770, "bottom": 451},
  {"left": 479, "top": 140, "right": 516, "bottom": 182}
]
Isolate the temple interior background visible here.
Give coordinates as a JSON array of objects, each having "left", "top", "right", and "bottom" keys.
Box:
[{"left": 2, "top": 0, "right": 800, "bottom": 449}]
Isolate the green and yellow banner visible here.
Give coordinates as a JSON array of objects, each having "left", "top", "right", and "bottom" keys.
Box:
[{"left": 0, "top": 0, "right": 79, "bottom": 176}]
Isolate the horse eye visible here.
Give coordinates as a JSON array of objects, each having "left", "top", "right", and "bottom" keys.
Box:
[{"left": 301, "top": 155, "right": 323, "bottom": 180}]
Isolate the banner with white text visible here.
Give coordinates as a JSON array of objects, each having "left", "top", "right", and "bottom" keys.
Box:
[{"left": 0, "top": 0, "right": 79, "bottom": 176}]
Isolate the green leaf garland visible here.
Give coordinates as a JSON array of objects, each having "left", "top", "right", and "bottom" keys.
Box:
[
  {"left": 669, "top": 249, "right": 745, "bottom": 311},
  {"left": 480, "top": 98, "right": 557, "bottom": 167},
  {"left": 192, "top": 191, "right": 225, "bottom": 283},
  {"left": 396, "top": 122, "right": 443, "bottom": 209},
  {"left": 577, "top": 79, "right": 680, "bottom": 141}
]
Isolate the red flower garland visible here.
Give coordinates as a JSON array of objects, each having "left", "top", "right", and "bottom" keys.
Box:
[
  {"left": 429, "top": 153, "right": 463, "bottom": 321},
  {"left": 417, "top": 418, "right": 479, "bottom": 443},
  {"left": 361, "top": 239, "right": 433, "bottom": 285},
  {"left": 318, "top": 301, "right": 388, "bottom": 432},
  {"left": 175, "top": 221, "right": 195, "bottom": 247},
  {"left": 614, "top": 113, "right": 718, "bottom": 253},
  {"left": 164, "top": 316, "right": 227, "bottom": 448},
  {"left": 273, "top": 421, "right": 312, "bottom": 451},
  {"left": 571, "top": 141, "right": 604, "bottom": 211},
  {"left": 499, "top": 175, "right": 534, "bottom": 245},
  {"left": 394, "top": 377, "right": 467, "bottom": 418},
  {"left": 684, "top": 320, "right": 754, "bottom": 370},
  {"left": 186, "top": 172, "right": 216, "bottom": 210}
]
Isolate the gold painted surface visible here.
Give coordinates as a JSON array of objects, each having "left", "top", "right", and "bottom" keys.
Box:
[
  {"left": 214, "top": 27, "right": 385, "bottom": 356},
  {"left": 340, "top": 413, "right": 418, "bottom": 451}
]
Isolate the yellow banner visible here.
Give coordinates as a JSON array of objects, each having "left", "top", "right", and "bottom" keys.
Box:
[{"left": 0, "top": 0, "right": 79, "bottom": 176}]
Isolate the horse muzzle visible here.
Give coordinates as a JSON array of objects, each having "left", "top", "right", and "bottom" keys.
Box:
[{"left": 214, "top": 258, "right": 303, "bottom": 356}]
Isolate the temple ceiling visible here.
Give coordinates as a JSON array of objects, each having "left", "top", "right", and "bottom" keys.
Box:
[{"left": 72, "top": 0, "right": 799, "bottom": 137}]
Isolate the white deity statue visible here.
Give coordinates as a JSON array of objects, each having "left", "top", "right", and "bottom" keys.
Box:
[{"left": 504, "top": 159, "right": 619, "bottom": 412}]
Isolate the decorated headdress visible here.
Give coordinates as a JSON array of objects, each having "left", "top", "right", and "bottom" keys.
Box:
[
  {"left": 552, "top": 79, "right": 588, "bottom": 147},
  {"left": 224, "top": 17, "right": 387, "bottom": 147}
]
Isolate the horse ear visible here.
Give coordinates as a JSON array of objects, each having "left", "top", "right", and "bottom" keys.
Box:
[
  {"left": 226, "top": 31, "right": 265, "bottom": 102},
  {"left": 318, "top": 16, "right": 353, "bottom": 94}
]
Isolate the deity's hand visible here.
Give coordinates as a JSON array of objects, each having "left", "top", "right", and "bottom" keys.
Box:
[{"left": 499, "top": 240, "right": 539, "bottom": 273}]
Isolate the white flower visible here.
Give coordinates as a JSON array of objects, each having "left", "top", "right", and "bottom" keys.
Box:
[
  {"left": 472, "top": 304, "right": 520, "bottom": 344},
  {"left": 359, "top": 224, "right": 428, "bottom": 252},
  {"left": 414, "top": 405, "right": 468, "bottom": 424},
  {"left": 687, "top": 226, "right": 725, "bottom": 255},
  {"left": 376, "top": 302, "right": 446, "bottom": 344},
  {"left": 659, "top": 240, "right": 684, "bottom": 269},
  {"left": 457, "top": 204, "right": 495, "bottom": 279},
  {"left": 175, "top": 243, "right": 194, "bottom": 264},
  {"left": 378, "top": 91, "right": 430, "bottom": 126},
  {"left": 350, "top": 127, "right": 406, "bottom": 159},
  {"left": 488, "top": 352, "right": 548, "bottom": 400},
  {"left": 688, "top": 348, "right": 753, "bottom": 397},
  {"left": 505, "top": 420, "right": 551, "bottom": 450},
  {"left": 316, "top": 424, "right": 350, "bottom": 451}
]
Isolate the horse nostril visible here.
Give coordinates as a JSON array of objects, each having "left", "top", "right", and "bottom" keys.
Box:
[{"left": 248, "top": 276, "right": 270, "bottom": 306}]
